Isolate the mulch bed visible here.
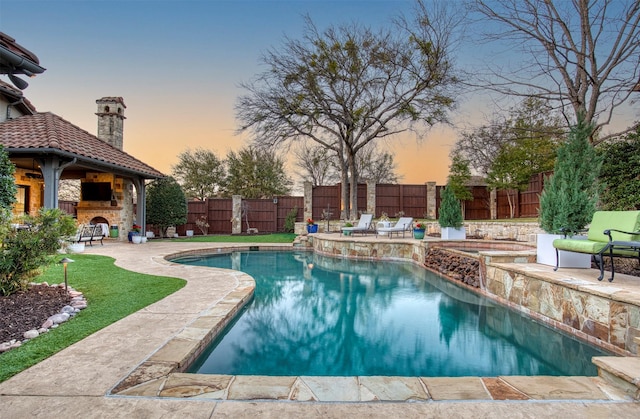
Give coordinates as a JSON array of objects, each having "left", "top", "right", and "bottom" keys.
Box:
[{"left": 0, "top": 284, "right": 72, "bottom": 343}]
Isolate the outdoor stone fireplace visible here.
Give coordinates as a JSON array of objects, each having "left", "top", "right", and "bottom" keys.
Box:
[{"left": 75, "top": 172, "right": 135, "bottom": 240}]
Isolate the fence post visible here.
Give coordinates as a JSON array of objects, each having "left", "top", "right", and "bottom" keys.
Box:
[
  {"left": 490, "top": 188, "right": 497, "bottom": 220},
  {"left": 426, "top": 182, "right": 437, "bottom": 219},
  {"left": 273, "top": 197, "right": 278, "bottom": 232},
  {"left": 367, "top": 180, "right": 376, "bottom": 215},
  {"left": 232, "top": 195, "right": 242, "bottom": 234},
  {"left": 304, "top": 181, "right": 313, "bottom": 222}
]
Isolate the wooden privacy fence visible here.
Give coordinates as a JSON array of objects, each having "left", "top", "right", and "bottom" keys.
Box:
[
  {"left": 174, "top": 196, "right": 304, "bottom": 235},
  {"left": 376, "top": 184, "right": 427, "bottom": 218},
  {"left": 496, "top": 172, "right": 547, "bottom": 218},
  {"left": 60, "top": 173, "right": 547, "bottom": 235},
  {"left": 311, "top": 173, "right": 546, "bottom": 221}
]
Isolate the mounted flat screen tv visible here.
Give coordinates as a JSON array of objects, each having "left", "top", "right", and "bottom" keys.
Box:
[{"left": 81, "top": 182, "right": 112, "bottom": 201}]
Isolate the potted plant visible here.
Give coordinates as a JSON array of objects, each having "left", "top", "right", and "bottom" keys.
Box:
[
  {"left": 306, "top": 218, "right": 318, "bottom": 233},
  {"left": 343, "top": 221, "right": 353, "bottom": 236},
  {"left": 128, "top": 224, "right": 141, "bottom": 242},
  {"left": 376, "top": 212, "right": 391, "bottom": 233},
  {"left": 413, "top": 222, "right": 426, "bottom": 240},
  {"left": 537, "top": 116, "right": 602, "bottom": 267},
  {"left": 439, "top": 186, "right": 466, "bottom": 240}
]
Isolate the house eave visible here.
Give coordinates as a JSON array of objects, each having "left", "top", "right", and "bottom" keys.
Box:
[{"left": 5, "top": 148, "right": 164, "bottom": 179}]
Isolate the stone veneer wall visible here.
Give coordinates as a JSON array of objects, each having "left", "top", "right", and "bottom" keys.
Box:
[
  {"left": 484, "top": 264, "right": 639, "bottom": 356},
  {"left": 297, "top": 220, "right": 544, "bottom": 243},
  {"left": 13, "top": 167, "right": 44, "bottom": 215},
  {"left": 305, "top": 235, "right": 638, "bottom": 356}
]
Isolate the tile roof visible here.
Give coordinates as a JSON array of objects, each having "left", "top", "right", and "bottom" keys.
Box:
[
  {"left": 0, "top": 80, "right": 36, "bottom": 113},
  {"left": 0, "top": 112, "right": 164, "bottom": 178},
  {"left": 0, "top": 32, "right": 41, "bottom": 67}
]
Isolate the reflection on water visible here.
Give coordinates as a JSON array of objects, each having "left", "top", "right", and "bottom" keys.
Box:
[{"left": 174, "top": 251, "right": 609, "bottom": 377}]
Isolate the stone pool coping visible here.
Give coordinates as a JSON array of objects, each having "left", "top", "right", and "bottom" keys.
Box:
[{"left": 108, "top": 240, "right": 637, "bottom": 402}]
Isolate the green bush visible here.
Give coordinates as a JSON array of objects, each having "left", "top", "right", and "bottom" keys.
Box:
[
  {"left": 598, "top": 127, "right": 640, "bottom": 210},
  {"left": 0, "top": 208, "right": 77, "bottom": 296},
  {"left": 438, "top": 186, "right": 463, "bottom": 228},
  {"left": 284, "top": 206, "right": 298, "bottom": 233},
  {"left": 539, "top": 116, "right": 602, "bottom": 234},
  {"left": 146, "top": 176, "right": 188, "bottom": 237}
]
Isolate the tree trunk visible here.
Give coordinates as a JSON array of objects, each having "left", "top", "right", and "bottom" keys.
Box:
[
  {"left": 507, "top": 191, "right": 515, "bottom": 219},
  {"left": 347, "top": 151, "right": 358, "bottom": 220},
  {"left": 340, "top": 160, "right": 349, "bottom": 220}
]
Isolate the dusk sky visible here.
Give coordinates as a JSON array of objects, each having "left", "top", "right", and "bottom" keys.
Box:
[{"left": 1, "top": 0, "right": 638, "bottom": 188}]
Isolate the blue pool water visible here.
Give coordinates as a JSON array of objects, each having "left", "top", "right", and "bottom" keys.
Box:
[{"left": 174, "top": 250, "right": 609, "bottom": 377}]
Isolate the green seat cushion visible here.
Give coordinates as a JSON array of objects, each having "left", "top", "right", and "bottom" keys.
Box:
[
  {"left": 553, "top": 238, "right": 607, "bottom": 254},
  {"left": 587, "top": 211, "right": 640, "bottom": 242},
  {"left": 606, "top": 247, "right": 640, "bottom": 257}
]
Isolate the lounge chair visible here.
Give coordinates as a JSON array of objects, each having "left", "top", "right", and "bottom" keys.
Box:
[
  {"left": 341, "top": 214, "right": 374, "bottom": 235},
  {"left": 376, "top": 217, "right": 414, "bottom": 238}
]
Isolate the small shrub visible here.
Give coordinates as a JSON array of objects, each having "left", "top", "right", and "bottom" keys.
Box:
[
  {"left": 0, "top": 208, "right": 77, "bottom": 296},
  {"left": 195, "top": 216, "right": 209, "bottom": 235},
  {"left": 284, "top": 207, "right": 298, "bottom": 233},
  {"left": 438, "top": 186, "right": 463, "bottom": 228}
]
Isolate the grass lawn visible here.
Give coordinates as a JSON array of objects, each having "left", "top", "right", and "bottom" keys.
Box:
[
  {"left": 0, "top": 254, "right": 185, "bottom": 383},
  {"left": 161, "top": 233, "right": 297, "bottom": 243}
]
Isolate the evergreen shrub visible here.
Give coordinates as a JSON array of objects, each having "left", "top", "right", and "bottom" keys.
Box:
[
  {"left": 438, "top": 186, "right": 463, "bottom": 228},
  {"left": 539, "top": 116, "right": 602, "bottom": 234}
]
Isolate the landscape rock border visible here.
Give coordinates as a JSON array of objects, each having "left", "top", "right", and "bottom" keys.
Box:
[{"left": 0, "top": 283, "right": 87, "bottom": 353}]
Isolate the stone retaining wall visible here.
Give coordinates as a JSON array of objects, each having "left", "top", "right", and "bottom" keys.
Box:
[
  {"left": 297, "top": 220, "right": 544, "bottom": 243},
  {"left": 306, "top": 234, "right": 638, "bottom": 356},
  {"left": 485, "top": 264, "right": 639, "bottom": 356}
]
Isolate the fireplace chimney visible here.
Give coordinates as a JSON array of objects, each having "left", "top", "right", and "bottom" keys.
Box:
[{"left": 96, "top": 97, "right": 126, "bottom": 150}]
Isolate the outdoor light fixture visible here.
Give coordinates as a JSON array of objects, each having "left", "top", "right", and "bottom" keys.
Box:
[
  {"left": 58, "top": 257, "right": 74, "bottom": 291},
  {"left": 273, "top": 198, "right": 278, "bottom": 204}
]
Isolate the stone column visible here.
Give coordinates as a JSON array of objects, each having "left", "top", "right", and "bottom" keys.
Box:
[
  {"left": 426, "top": 182, "right": 437, "bottom": 219},
  {"left": 232, "top": 195, "right": 242, "bottom": 234},
  {"left": 303, "top": 181, "right": 313, "bottom": 222},
  {"left": 367, "top": 180, "right": 376, "bottom": 216}
]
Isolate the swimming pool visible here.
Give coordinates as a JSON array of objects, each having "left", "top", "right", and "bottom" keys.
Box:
[{"left": 173, "top": 250, "right": 609, "bottom": 377}]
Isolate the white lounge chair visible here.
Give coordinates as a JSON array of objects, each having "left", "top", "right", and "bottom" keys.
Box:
[
  {"left": 376, "top": 217, "right": 414, "bottom": 238},
  {"left": 341, "top": 214, "right": 374, "bottom": 235}
]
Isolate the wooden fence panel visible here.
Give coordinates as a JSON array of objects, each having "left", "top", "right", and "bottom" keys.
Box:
[
  {"left": 465, "top": 186, "right": 491, "bottom": 220},
  {"left": 375, "top": 184, "right": 426, "bottom": 218},
  {"left": 276, "top": 196, "right": 304, "bottom": 231},
  {"left": 496, "top": 172, "right": 546, "bottom": 219},
  {"left": 175, "top": 200, "right": 207, "bottom": 235},
  {"left": 520, "top": 172, "right": 545, "bottom": 217},
  {"left": 312, "top": 185, "right": 341, "bottom": 221},
  {"left": 207, "top": 199, "right": 233, "bottom": 234},
  {"left": 400, "top": 185, "right": 427, "bottom": 218},
  {"left": 240, "top": 199, "right": 274, "bottom": 233},
  {"left": 375, "top": 184, "right": 399, "bottom": 217}
]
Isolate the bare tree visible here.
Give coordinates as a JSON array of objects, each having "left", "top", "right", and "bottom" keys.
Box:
[
  {"left": 293, "top": 142, "right": 339, "bottom": 187},
  {"left": 294, "top": 141, "right": 400, "bottom": 186},
  {"left": 453, "top": 97, "right": 564, "bottom": 176},
  {"left": 471, "top": 0, "right": 640, "bottom": 143},
  {"left": 356, "top": 144, "right": 401, "bottom": 185},
  {"left": 236, "top": 1, "right": 462, "bottom": 218}
]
